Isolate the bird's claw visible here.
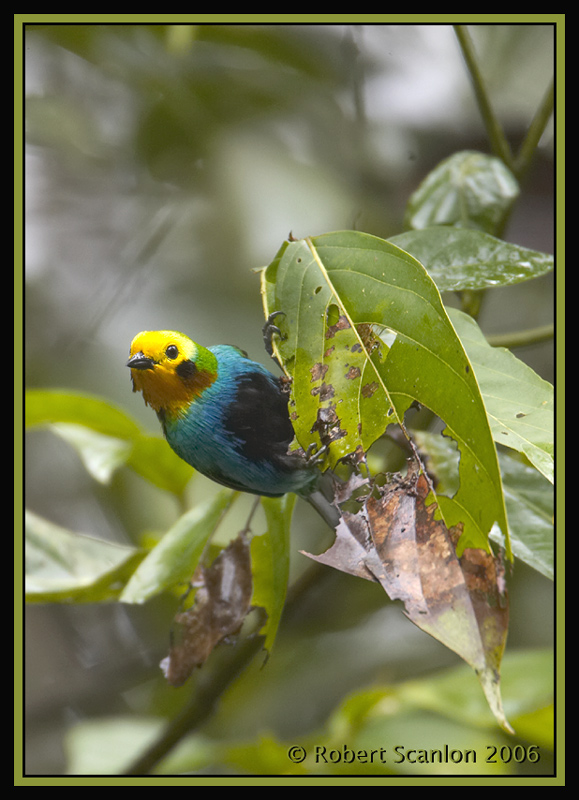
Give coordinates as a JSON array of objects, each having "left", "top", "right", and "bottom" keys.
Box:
[
  {"left": 305, "top": 441, "right": 329, "bottom": 466},
  {"left": 263, "top": 310, "right": 287, "bottom": 359}
]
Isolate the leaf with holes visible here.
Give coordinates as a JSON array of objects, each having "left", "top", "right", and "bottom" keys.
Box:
[{"left": 261, "top": 231, "right": 509, "bottom": 555}]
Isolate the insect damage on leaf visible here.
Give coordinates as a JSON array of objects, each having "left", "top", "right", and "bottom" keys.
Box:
[
  {"left": 302, "top": 455, "right": 512, "bottom": 732},
  {"left": 325, "top": 312, "right": 351, "bottom": 337},
  {"left": 161, "top": 533, "right": 253, "bottom": 687},
  {"left": 355, "top": 322, "right": 385, "bottom": 358},
  {"left": 310, "top": 363, "right": 329, "bottom": 382},
  {"left": 310, "top": 404, "right": 347, "bottom": 446},
  {"left": 309, "top": 364, "right": 335, "bottom": 402},
  {"left": 262, "top": 231, "right": 514, "bottom": 729},
  {"left": 261, "top": 231, "right": 510, "bottom": 554}
]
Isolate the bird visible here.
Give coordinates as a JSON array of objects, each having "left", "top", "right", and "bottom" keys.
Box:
[{"left": 126, "top": 329, "right": 340, "bottom": 529}]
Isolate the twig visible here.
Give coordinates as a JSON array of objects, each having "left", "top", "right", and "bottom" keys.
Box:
[
  {"left": 485, "top": 323, "right": 554, "bottom": 350},
  {"left": 454, "top": 25, "right": 513, "bottom": 169},
  {"left": 124, "top": 633, "right": 264, "bottom": 775},
  {"left": 513, "top": 79, "right": 554, "bottom": 179}
]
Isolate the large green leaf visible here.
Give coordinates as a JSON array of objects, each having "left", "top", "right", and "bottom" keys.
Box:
[
  {"left": 45, "top": 423, "right": 133, "bottom": 485},
  {"left": 120, "top": 489, "right": 236, "bottom": 604},
  {"left": 261, "top": 231, "right": 509, "bottom": 554},
  {"left": 448, "top": 309, "right": 554, "bottom": 483},
  {"left": 25, "top": 389, "right": 141, "bottom": 438},
  {"left": 25, "top": 510, "right": 145, "bottom": 603},
  {"left": 25, "top": 389, "right": 192, "bottom": 495},
  {"left": 389, "top": 227, "right": 553, "bottom": 292},
  {"left": 494, "top": 453, "right": 554, "bottom": 580}
]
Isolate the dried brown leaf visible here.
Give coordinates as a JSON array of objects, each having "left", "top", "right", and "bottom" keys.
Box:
[
  {"left": 302, "top": 456, "right": 512, "bottom": 732},
  {"left": 161, "top": 533, "right": 253, "bottom": 687}
]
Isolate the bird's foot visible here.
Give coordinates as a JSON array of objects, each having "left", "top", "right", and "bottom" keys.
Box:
[
  {"left": 262, "top": 310, "right": 286, "bottom": 358},
  {"left": 304, "top": 441, "right": 329, "bottom": 466}
]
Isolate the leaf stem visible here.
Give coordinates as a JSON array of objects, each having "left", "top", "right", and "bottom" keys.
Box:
[
  {"left": 454, "top": 25, "right": 513, "bottom": 169},
  {"left": 485, "top": 323, "right": 554, "bottom": 350},
  {"left": 513, "top": 79, "right": 554, "bottom": 179},
  {"left": 459, "top": 288, "right": 485, "bottom": 320},
  {"left": 123, "top": 557, "right": 330, "bottom": 776},
  {"left": 123, "top": 633, "right": 264, "bottom": 775}
]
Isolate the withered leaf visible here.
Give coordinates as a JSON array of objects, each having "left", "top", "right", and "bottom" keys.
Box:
[
  {"left": 302, "top": 457, "right": 512, "bottom": 732},
  {"left": 303, "top": 508, "right": 378, "bottom": 583},
  {"left": 161, "top": 533, "right": 253, "bottom": 687}
]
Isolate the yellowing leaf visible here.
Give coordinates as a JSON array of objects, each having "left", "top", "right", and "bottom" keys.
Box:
[{"left": 261, "top": 231, "right": 509, "bottom": 555}]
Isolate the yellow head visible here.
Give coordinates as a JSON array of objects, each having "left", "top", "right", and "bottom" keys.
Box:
[{"left": 127, "top": 330, "right": 217, "bottom": 416}]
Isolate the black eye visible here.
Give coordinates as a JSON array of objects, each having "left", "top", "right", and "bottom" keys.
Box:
[{"left": 165, "top": 345, "right": 179, "bottom": 360}]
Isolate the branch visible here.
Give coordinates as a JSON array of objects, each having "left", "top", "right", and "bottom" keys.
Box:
[
  {"left": 454, "top": 25, "right": 513, "bottom": 169},
  {"left": 123, "top": 559, "right": 333, "bottom": 776},
  {"left": 124, "top": 633, "right": 264, "bottom": 775},
  {"left": 485, "top": 323, "right": 554, "bottom": 350},
  {"left": 514, "top": 79, "right": 554, "bottom": 179}
]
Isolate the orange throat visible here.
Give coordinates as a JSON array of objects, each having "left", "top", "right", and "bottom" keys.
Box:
[{"left": 131, "top": 364, "right": 215, "bottom": 417}]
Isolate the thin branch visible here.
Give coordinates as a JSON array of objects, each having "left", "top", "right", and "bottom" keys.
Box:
[
  {"left": 124, "top": 633, "right": 264, "bottom": 775},
  {"left": 514, "top": 79, "right": 554, "bottom": 179},
  {"left": 123, "top": 556, "right": 333, "bottom": 776},
  {"left": 454, "top": 25, "right": 513, "bottom": 169},
  {"left": 485, "top": 323, "right": 554, "bottom": 350}
]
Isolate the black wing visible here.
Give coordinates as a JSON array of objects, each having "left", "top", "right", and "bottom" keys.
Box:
[{"left": 222, "top": 370, "right": 295, "bottom": 464}]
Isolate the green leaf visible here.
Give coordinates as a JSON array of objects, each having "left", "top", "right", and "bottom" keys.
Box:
[
  {"left": 212, "top": 649, "right": 552, "bottom": 775},
  {"left": 389, "top": 227, "right": 553, "bottom": 292},
  {"left": 250, "top": 494, "right": 295, "bottom": 653},
  {"left": 120, "top": 489, "right": 236, "bottom": 604},
  {"left": 397, "top": 647, "right": 553, "bottom": 736},
  {"left": 25, "top": 389, "right": 192, "bottom": 495},
  {"left": 404, "top": 150, "right": 519, "bottom": 235},
  {"left": 65, "top": 715, "right": 218, "bottom": 776},
  {"left": 64, "top": 716, "right": 180, "bottom": 776},
  {"left": 25, "top": 510, "right": 145, "bottom": 603},
  {"left": 25, "top": 389, "right": 141, "bottom": 438},
  {"left": 317, "top": 648, "right": 552, "bottom": 770},
  {"left": 492, "top": 452, "right": 554, "bottom": 580},
  {"left": 414, "top": 431, "right": 554, "bottom": 580},
  {"left": 447, "top": 309, "right": 554, "bottom": 483},
  {"left": 262, "top": 231, "right": 509, "bottom": 554},
  {"left": 49, "top": 423, "right": 133, "bottom": 484}
]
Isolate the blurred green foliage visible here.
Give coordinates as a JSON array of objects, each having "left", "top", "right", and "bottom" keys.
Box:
[{"left": 22, "top": 22, "right": 556, "bottom": 779}]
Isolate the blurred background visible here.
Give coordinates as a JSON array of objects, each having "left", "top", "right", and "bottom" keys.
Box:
[{"left": 22, "top": 22, "right": 555, "bottom": 776}]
